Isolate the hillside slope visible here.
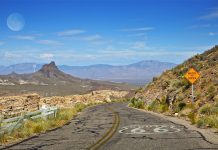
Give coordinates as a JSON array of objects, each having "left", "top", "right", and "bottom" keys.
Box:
[
  {"left": 0, "top": 62, "right": 135, "bottom": 96},
  {"left": 134, "top": 46, "right": 218, "bottom": 128}
]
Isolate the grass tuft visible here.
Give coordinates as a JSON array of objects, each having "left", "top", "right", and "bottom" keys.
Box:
[{"left": 0, "top": 103, "right": 87, "bottom": 144}]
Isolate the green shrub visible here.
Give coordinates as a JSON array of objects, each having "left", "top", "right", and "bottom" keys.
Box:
[
  {"left": 33, "top": 124, "right": 44, "bottom": 133},
  {"left": 176, "top": 95, "right": 184, "bottom": 102},
  {"left": 159, "top": 104, "right": 169, "bottom": 113},
  {"left": 172, "top": 102, "right": 187, "bottom": 113},
  {"left": 129, "top": 98, "right": 145, "bottom": 109},
  {"left": 188, "top": 112, "right": 197, "bottom": 124},
  {"left": 147, "top": 99, "right": 169, "bottom": 113},
  {"left": 74, "top": 103, "right": 86, "bottom": 112},
  {"left": 196, "top": 119, "right": 204, "bottom": 128},
  {"left": 200, "top": 78, "right": 207, "bottom": 89},
  {"left": 181, "top": 79, "right": 190, "bottom": 91},
  {"left": 186, "top": 103, "right": 195, "bottom": 109},
  {"left": 57, "top": 109, "right": 72, "bottom": 120},
  {"left": 207, "top": 85, "right": 216, "bottom": 100},
  {"left": 207, "top": 85, "right": 215, "bottom": 93},
  {"left": 147, "top": 100, "right": 159, "bottom": 111},
  {"left": 197, "top": 115, "right": 218, "bottom": 128},
  {"left": 207, "top": 93, "right": 216, "bottom": 100},
  {"left": 199, "top": 104, "right": 218, "bottom": 115},
  {"left": 199, "top": 104, "right": 211, "bottom": 115},
  {"left": 178, "top": 102, "right": 186, "bottom": 111}
]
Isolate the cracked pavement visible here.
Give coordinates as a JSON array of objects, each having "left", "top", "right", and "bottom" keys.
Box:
[{"left": 5, "top": 102, "right": 218, "bottom": 150}]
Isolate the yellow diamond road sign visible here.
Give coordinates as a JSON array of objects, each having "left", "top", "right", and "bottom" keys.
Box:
[{"left": 185, "top": 68, "right": 200, "bottom": 84}]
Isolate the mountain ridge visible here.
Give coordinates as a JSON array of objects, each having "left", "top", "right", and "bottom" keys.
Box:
[
  {"left": 0, "top": 62, "right": 135, "bottom": 96},
  {"left": 0, "top": 60, "right": 176, "bottom": 85}
]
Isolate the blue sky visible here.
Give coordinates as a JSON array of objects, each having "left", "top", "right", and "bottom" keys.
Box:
[{"left": 0, "top": 0, "right": 217, "bottom": 66}]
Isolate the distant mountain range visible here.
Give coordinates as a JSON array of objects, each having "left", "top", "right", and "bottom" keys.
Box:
[
  {"left": 0, "top": 62, "right": 134, "bottom": 96},
  {"left": 0, "top": 60, "right": 176, "bottom": 85}
]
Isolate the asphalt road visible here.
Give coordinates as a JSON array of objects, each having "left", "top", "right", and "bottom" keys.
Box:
[{"left": 5, "top": 102, "right": 218, "bottom": 150}]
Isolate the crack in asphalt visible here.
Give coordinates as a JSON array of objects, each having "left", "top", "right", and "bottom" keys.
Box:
[{"left": 3, "top": 102, "right": 218, "bottom": 150}]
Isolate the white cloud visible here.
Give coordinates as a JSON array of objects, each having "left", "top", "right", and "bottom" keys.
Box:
[
  {"left": 199, "top": 9, "right": 218, "bottom": 20},
  {"left": 187, "top": 24, "right": 211, "bottom": 29},
  {"left": 131, "top": 41, "right": 148, "bottom": 50},
  {"left": 50, "top": 49, "right": 194, "bottom": 63},
  {"left": 81, "top": 34, "right": 102, "bottom": 41},
  {"left": 57, "top": 29, "right": 105, "bottom": 44},
  {"left": 119, "top": 27, "right": 154, "bottom": 32},
  {"left": 116, "top": 41, "right": 149, "bottom": 50},
  {"left": 10, "top": 35, "right": 62, "bottom": 46},
  {"left": 4, "top": 52, "right": 22, "bottom": 59},
  {"left": 63, "top": 34, "right": 103, "bottom": 43},
  {"left": 2, "top": 44, "right": 211, "bottom": 64},
  {"left": 37, "top": 40, "right": 62, "bottom": 46},
  {"left": 208, "top": 32, "right": 218, "bottom": 36},
  {"left": 39, "top": 53, "right": 54, "bottom": 59},
  {"left": 95, "top": 45, "right": 214, "bottom": 62},
  {"left": 98, "top": 49, "right": 200, "bottom": 59},
  {"left": 57, "top": 53, "right": 97, "bottom": 60},
  {"left": 57, "top": 29, "right": 85, "bottom": 36},
  {"left": 10, "top": 35, "right": 36, "bottom": 40},
  {"left": 128, "top": 33, "right": 147, "bottom": 37}
]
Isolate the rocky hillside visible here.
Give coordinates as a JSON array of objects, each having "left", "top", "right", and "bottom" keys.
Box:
[
  {"left": 0, "top": 62, "right": 135, "bottom": 96},
  {"left": 134, "top": 46, "right": 218, "bottom": 128}
]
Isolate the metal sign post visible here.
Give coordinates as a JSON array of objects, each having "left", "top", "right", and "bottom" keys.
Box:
[
  {"left": 191, "top": 84, "right": 194, "bottom": 102},
  {"left": 185, "top": 68, "right": 200, "bottom": 103}
]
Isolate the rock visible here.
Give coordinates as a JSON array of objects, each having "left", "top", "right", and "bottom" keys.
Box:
[
  {"left": 40, "top": 90, "right": 129, "bottom": 108},
  {"left": 105, "top": 96, "right": 111, "bottom": 103},
  {"left": 0, "top": 94, "right": 40, "bottom": 118},
  {"left": 0, "top": 90, "right": 129, "bottom": 118}
]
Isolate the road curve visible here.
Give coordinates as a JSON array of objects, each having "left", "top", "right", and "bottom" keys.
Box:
[{"left": 5, "top": 102, "right": 218, "bottom": 150}]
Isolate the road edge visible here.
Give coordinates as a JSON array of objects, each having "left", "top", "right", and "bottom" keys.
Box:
[
  {"left": 129, "top": 106, "right": 218, "bottom": 145},
  {"left": 0, "top": 104, "right": 100, "bottom": 149}
]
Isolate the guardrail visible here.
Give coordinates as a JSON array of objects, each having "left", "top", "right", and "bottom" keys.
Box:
[{"left": 0, "top": 106, "right": 58, "bottom": 135}]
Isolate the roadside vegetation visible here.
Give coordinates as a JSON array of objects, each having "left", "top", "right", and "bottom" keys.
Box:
[
  {"left": 0, "top": 103, "right": 87, "bottom": 144},
  {"left": 196, "top": 102, "right": 218, "bottom": 128},
  {"left": 128, "top": 98, "right": 145, "bottom": 109},
  {"left": 129, "top": 96, "right": 218, "bottom": 129}
]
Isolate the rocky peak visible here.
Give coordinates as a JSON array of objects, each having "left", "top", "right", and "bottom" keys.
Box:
[{"left": 38, "top": 61, "right": 60, "bottom": 78}]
